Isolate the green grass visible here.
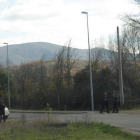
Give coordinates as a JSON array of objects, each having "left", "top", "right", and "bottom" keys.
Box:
[{"left": 0, "top": 122, "right": 139, "bottom": 140}]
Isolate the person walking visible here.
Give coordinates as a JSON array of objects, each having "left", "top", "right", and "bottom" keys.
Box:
[
  {"left": 112, "top": 92, "right": 119, "bottom": 113},
  {"left": 100, "top": 92, "right": 109, "bottom": 114},
  {"left": 0, "top": 100, "right": 5, "bottom": 122}
]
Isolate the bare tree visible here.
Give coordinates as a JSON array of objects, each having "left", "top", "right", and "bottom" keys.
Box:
[
  {"left": 91, "top": 39, "right": 104, "bottom": 63},
  {"left": 13, "top": 63, "right": 32, "bottom": 109},
  {"left": 52, "top": 47, "right": 66, "bottom": 107},
  {"left": 64, "top": 40, "right": 79, "bottom": 92},
  {"left": 37, "top": 55, "right": 50, "bottom": 108},
  {"left": 91, "top": 39, "right": 108, "bottom": 70},
  {"left": 52, "top": 40, "right": 79, "bottom": 109},
  {"left": 108, "top": 36, "right": 118, "bottom": 70},
  {"left": 107, "top": 27, "right": 139, "bottom": 71},
  {"left": 122, "top": 0, "right": 140, "bottom": 28}
]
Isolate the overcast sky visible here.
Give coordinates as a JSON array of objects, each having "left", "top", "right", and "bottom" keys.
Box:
[{"left": 0, "top": 0, "right": 139, "bottom": 49}]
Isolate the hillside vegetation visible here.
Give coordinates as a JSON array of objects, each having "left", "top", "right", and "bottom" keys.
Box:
[
  {"left": 1, "top": 27, "right": 140, "bottom": 110},
  {"left": 1, "top": 42, "right": 110, "bottom": 65}
]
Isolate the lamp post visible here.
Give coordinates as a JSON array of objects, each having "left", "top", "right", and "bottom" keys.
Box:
[
  {"left": 82, "top": 11, "right": 94, "bottom": 111},
  {"left": 3, "top": 43, "right": 10, "bottom": 109}
]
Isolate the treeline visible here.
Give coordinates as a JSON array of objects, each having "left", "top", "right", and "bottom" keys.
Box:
[{"left": 1, "top": 27, "right": 140, "bottom": 110}]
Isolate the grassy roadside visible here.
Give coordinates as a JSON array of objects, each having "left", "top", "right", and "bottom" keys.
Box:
[{"left": 0, "top": 120, "right": 139, "bottom": 140}]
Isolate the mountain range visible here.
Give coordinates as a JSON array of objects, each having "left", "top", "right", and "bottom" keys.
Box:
[{"left": 0, "top": 42, "right": 111, "bottom": 66}]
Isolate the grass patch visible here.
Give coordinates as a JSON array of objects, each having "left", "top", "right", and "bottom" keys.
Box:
[{"left": 0, "top": 120, "right": 139, "bottom": 140}]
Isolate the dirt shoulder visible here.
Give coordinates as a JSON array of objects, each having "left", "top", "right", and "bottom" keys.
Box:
[{"left": 120, "top": 109, "right": 140, "bottom": 114}]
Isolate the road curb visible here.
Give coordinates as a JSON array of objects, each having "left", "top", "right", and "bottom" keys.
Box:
[{"left": 9, "top": 110, "right": 93, "bottom": 114}]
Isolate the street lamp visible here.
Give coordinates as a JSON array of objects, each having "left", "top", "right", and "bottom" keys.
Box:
[
  {"left": 3, "top": 43, "right": 10, "bottom": 109},
  {"left": 81, "top": 11, "right": 94, "bottom": 111}
]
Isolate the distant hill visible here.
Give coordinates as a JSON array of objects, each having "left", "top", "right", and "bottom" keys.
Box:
[{"left": 0, "top": 42, "right": 111, "bottom": 66}]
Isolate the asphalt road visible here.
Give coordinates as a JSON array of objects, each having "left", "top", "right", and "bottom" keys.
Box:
[{"left": 8, "top": 111, "right": 140, "bottom": 132}]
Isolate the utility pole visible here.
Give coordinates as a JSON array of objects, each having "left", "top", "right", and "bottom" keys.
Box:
[{"left": 117, "top": 27, "right": 124, "bottom": 106}]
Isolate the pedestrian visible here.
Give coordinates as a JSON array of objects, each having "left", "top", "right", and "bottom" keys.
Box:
[
  {"left": 112, "top": 92, "right": 119, "bottom": 113},
  {"left": 0, "top": 100, "right": 5, "bottom": 122},
  {"left": 100, "top": 92, "right": 109, "bottom": 114}
]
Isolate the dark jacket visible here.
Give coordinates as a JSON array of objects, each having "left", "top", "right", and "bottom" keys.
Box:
[
  {"left": 102, "top": 95, "right": 108, "bottom": 105},
  {"left": 0, "top": 100, "right": 5, "bottom": 111},
  {"left": 113, "top": 95, "right": 118, "bottom": 104}
]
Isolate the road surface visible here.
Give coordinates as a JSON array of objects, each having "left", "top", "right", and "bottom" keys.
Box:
[{"left": 8, "top": 110, "right": 140, "bottom": 132}]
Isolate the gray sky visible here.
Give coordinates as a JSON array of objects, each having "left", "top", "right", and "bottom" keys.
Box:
[{"left": 0, "top": 0, "right": 139, "bottom": 49}]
